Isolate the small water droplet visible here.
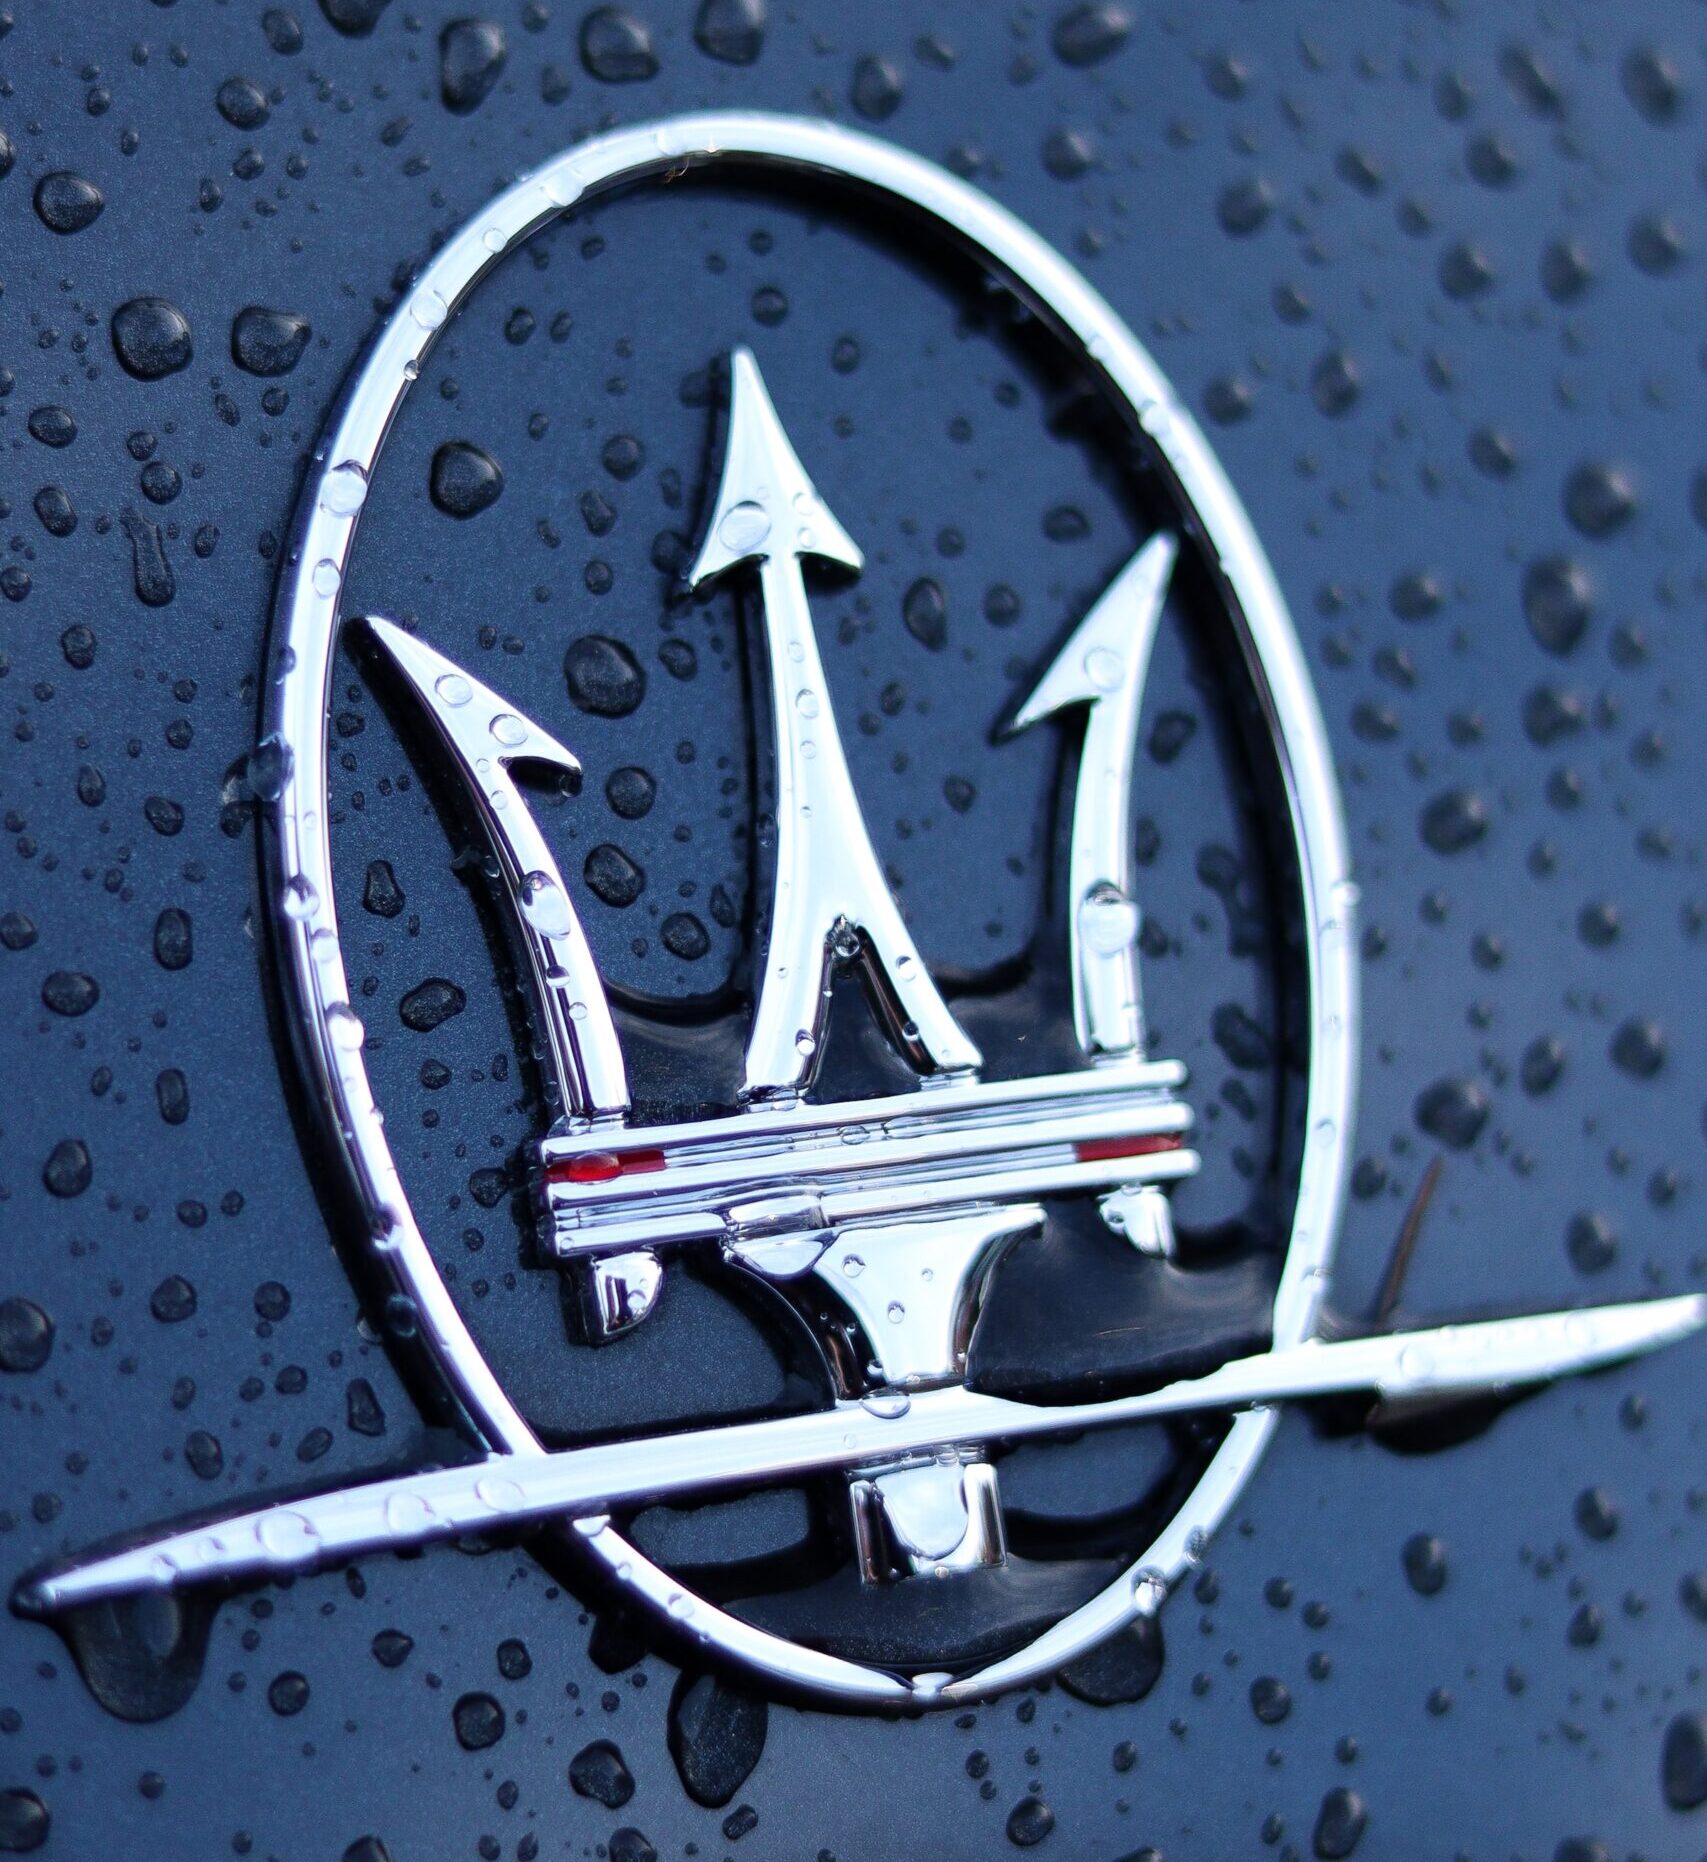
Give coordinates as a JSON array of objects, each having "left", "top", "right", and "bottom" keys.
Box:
[
  {"left": 310, "top": 558, "right": 341, "bottom": 598},
  {"left": 474, "top": 1474, "right": 524, "bottom": 1512},
  {"left": 258, "top": 1510, "right": 322, "bottom": 1559},
  {"left": 717, "top": 498, "right": 770, "bottom": 552},
  {"left": 1085, "top": 645, "right": 1124, "bottom": 692},
  {"left": 384, "top": 1490, "right": 434, "bottom": 1535},
  {"left": 280, "top": 874, "right": 319, "bottom": 920},
  {"left": 435, "top": 671, "right": 472, "bottom": 708}
]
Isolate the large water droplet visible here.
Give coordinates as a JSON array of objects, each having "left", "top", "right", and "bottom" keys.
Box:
[
  {"left": 319, "top": 463, "right": 368, "bottom": 517},
  {"left": 326, "top": 1002, "right": 366, "bottom": 1051},
  {"left": 519, "top": 871, "right": 573, "bottom": 938}
]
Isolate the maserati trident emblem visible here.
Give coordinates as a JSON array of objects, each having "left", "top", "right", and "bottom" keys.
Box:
[{"left": 15, "top": 113, "right": 1702, "bottom": 1712}]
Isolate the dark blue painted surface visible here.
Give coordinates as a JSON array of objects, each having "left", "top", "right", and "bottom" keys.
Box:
[{"left": 0, "top": 4, "right": 1703, "bottom": 1857}]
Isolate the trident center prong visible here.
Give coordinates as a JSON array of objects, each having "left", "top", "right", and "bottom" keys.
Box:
[
  {"left": 688, "top": 345, "right": 983, "bottom": 1102},
  {"left": 1008, "top": 532, "right": 1179, "bottom": 1063}
]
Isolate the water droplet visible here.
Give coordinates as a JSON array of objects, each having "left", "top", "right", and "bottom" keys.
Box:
[
  {"left": 112, "top": 297, "right": 193, "bottom": 379},
  {"left": 474, "top": 1474, "right": 524, "bottom": 1513},
  {"left": 1081, "top": 884, "right": 1139, "bottom": 952},
  {"left": 36, "top": 170, "right": 105, "bottom": 234},
  {"left": 519, "top": 871, "right": 573, "bottom": 938},
  {"left": 435, "top": 671, "right": 472, "bottom": 708},
  {"left": 258, "top": 1510, "right": 322, "bottom": 1559},
  {"left": 409, "top": 288, "right": 449, "bottom": 331},
  {"left": 1084, "top": 645, "right": 1124, "bottom": 691},
  {"left": 489, "top": 711, "right": 527, "bottom": 747},
  {"left": 718, "top": 498, "right": 771, "bottom": 552},
  {"left": 232, "top": 306, "right": 311, "bottom": 376},
  {"left": 1398, "top": 1341, "right": 1434, "bottom": 1381},
  {"left": 280, "top": 875, "right": 319, "bottom": 920},
  {"left": 310, "top": 558, "right": 341, "bottom": 598},
  {"left": 319, "top": 462, "right": 368, "bottom": 517},
  {"left": 326, "top": 1002, "right": 366, "bottom": 1051},
  {"left": 842, "top": 1254, "right": 865, "bottom": 1278},
  {"left": 384, "top": 1490, "right": 434, "bottom": 1535}
]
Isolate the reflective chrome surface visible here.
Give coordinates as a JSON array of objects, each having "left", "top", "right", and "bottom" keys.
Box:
[
  {"left": 541, "top": 1063, "right": 1196, "bottom": 1255},
  {"left": 688, "top": 346, "right": 983, "bottom": 1101},
  {"left": 28, "top": 113, "right": 1370, "bottom": 1706},
  {"left": 735, "top": 1203, "right": 1041, "bottom": 1584},
  {"left": 23, "top": 1295, "right": 1703, "bottom": 1625},
  {"left": 362, "top": 616, "right": 629, "bottom": 1124},
  {"left": 1009, "top": 533, "right": 1178, "bottom": 1063}
]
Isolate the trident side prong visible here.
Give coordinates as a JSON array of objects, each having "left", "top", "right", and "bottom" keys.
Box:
[
  {"left": 363, "top": 618, "right": 656, "bottom": 1341},
  {"left": 688, "top": 346, "right": 983, "bottom": 1102},
  {"left": 1008, "top": 532, "right": 1179, "bottom": 1063},
  {"left": 363, "top": 616, "right": 630, "bottom": 1126}
]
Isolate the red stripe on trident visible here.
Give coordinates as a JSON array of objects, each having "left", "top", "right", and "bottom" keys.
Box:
[{"left": 545, "top": 1148, "right": 668, "bottom": 1186}]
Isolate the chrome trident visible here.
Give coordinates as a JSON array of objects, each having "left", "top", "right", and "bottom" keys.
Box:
[
  {"left": 1008, "top": 531, "right": 1178, "bottom": 1064},
  {"left": 688, "top": 346, "right": 982, "bottom": 1102}
]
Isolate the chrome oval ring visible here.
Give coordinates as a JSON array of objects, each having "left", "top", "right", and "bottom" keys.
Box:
[{"left": 266, "top": 111, "right": 1359, "bottom": 1708}]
